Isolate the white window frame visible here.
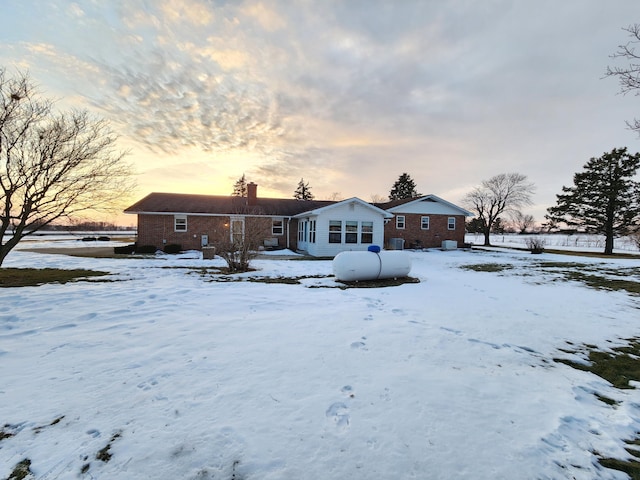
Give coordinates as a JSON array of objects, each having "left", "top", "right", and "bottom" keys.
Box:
[
  {"left": 396, "top": 215, "right": 405, "bottom": 229},
  {"left": 309, "top": 220, "right": 316, "bottom": 243},
  {"left": 448, "top": 217, "right": 456, "bottom": 230},
  {"left": 174, "top": 215, "right": 187, "bottom": 232},
  {"left": 361, "top": 221, "right": 373, "bottom": 244},
  {"left": 345, "top": 220, "right": 358, "bottom": 244},
  {"left": 421, "top": 216, "right": 430, "bottom": 230},
  {"left": 329, "top": 220, "right": 342, "bottom": 243},
  {"left": 272, "top": 218, "right": 284, "bottom": 236}
]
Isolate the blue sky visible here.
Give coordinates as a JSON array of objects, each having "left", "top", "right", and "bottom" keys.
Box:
[{"left": 1, "top": 1, "right": 639, "bottom": 225}]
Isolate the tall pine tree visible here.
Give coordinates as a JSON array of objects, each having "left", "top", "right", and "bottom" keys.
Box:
[
  {"left": 294, "top": 178, "right": 314, "bottom": 200},
  {"left": 389, "top": 173, "right": 420, "bottom": 200},
  {"left": 232, "top": 174, "right": 248, "bottom": 197},
  {"left": 546, "top": 147, "right": 640, "bottom": 254}
]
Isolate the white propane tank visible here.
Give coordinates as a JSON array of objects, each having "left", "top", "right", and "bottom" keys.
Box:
[{"left": 332, "top": 249, "right": 412, "bottom": 282}]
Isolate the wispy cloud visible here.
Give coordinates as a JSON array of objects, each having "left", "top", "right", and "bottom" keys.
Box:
[{"left": 1, "top": 0, "right": 638, "bottom": 215}]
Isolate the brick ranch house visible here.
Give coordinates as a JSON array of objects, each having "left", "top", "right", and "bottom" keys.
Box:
[
  {"left": 124, "top": 183, "right": 472, "bottom": 256},
  {"left": 375, "top": 195, "right": 473, "bottom": 250}
]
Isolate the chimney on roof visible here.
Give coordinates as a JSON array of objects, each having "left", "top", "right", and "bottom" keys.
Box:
[{"left": 247, "top": 182, "right": 257, "bottom": 206}]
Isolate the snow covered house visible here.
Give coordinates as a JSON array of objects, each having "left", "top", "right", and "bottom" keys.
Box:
[
  {"left": 376, "top": 195, "right": 473, "bottom": 249},
  {"left": 124, "top": 183, "right": 391, "bottom": 256},
  {"left": 124, "top": 184, "right": 471, "bottom": 256}
]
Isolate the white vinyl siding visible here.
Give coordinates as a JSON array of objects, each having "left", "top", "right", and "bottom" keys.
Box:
[{"left": 297, "top": 201, "right": 387, "bottom": 257}]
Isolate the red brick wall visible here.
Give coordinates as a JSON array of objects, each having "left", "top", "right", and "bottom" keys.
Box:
[
  {"left": 136, "top": 214, "right": 293, "bottom": 251},
  {"left": 384, "top": 214, "right": 466, "bottom": 249},
  {"left": 136, "top": 215, "right": 230, "bottom": 250}
]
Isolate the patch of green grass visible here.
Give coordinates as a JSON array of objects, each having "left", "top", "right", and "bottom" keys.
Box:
[
  {"left": 461, "top": 259, "right": 640, "bottom": 295},
  {"left": 598, "top": 455, "right": 640, "bottom": 479},
  {"left": 560, "top": 271, "right": 640, "bottom": 295},
  {"left": 96, "top": 431, "right": 122, "bottom": 463},
  {"left": 460, "top": 263, "right": 513, "bottom": 273},
  {"left": 555, "top": 339, "right": 640, "bottom": 477},
  {"left": 0, "top": 268, "right": 110, "bottom": 287},
  {"left": 554, "top": 340, "right": 640, "bottom": 389},
  {"left": 7, "top": 458, "right": 32, "bottom": 480}
]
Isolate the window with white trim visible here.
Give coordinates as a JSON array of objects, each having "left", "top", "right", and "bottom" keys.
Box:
[
  {"left": 298, "top": 221, "right": 305, "bottom": 242},
  {"left": 309, "top": 220, "right": 316, "bottom": 243},
  {"left": 448, "top": 217, "right": 456, "bottom": 230},
  {"left": 329, "top": 220, "right": 342, "bottom": 243},
  {"left": 272, "top": 218, "right": 284, "bottom": 236},
  {"left": 174, "top": 215, "right": 187, "bottom": 232},
  {"left": 361, "top": 221, "right": 373, "bottom": 244},
  {"left": 396, "top": 215, "right": 405, "bottom": 229},
  {"left": 421, "top": 216, "right": 430, "bottom": 230},
  {"left": 345, "top": 221, "right": 358, "bottom": 243}
]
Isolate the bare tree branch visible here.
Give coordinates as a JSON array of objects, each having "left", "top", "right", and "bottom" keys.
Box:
[
  {"left": 606, "top": 24, "right": 640, "bottom": 134},
  {"left": 0, "top": 67, "right": 135, "bottom": 266}
]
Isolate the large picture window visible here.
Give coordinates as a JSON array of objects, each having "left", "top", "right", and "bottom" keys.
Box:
[
  {"left": 361, "top": 221, "right": 373, "bottom": 244},
  {"left": 329, "top": 220, "right": 342, "bottom": 243},
  {"left": 345, "top": 221, "right": 358, "bottom": 243},
  {"left": 174, "top": 215, "right": 187, "bottom": 232}
]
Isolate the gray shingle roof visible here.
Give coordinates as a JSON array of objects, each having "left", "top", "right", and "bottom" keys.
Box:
[{"left": 124, "top": 192, "right": 336, "bottom": 217}]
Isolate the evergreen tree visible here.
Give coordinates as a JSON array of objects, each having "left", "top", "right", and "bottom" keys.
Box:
[
  {"left": 466, "top": 217, "right": 485, "bottom": 234},
  {"left": 546, "top": 147, "right": 640, "bottom": 255},
  {"left": 294, "top": 178, "right": 314, "bottom": 200},
  {"left": 232, "top": 174, "right": 248, "bottom": 197},
  {"left": 389, "top": 173, "right": 420, "bottom": 200}
]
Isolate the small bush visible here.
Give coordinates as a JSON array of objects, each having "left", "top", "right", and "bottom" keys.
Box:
[
  {"left": 526, "top": 237, "right": 545, "bottom": 254},
  {"left": 114, "top": 244, "right": 136, "bottom": 254},
  {"left": 164, "top": 244, "right": 182, "bottom": 254},
  {"left": 135, "top": 245, "right": 157, "bottom": 254}
]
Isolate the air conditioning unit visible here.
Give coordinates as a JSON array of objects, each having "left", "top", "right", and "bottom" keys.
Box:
[
  {"left": 389, "top": 238, "right": 405, "bottom": 250},
  {"left": 441, "top": 240, "right": 457, "bottom": 250}
]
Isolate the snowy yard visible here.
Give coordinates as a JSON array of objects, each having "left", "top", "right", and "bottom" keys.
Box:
[{"left": 1, "top": 238, "right": 640, "bottom": 479}]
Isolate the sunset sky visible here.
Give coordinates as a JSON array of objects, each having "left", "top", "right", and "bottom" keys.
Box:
[{"left": 2, "top": 1, "right": 639, "bottom": 226}]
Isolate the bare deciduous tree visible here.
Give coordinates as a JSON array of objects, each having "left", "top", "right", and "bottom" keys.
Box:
[
  {"left": 464, "top": 173, "right": 535, "bottom": 246},
  {"left": 369, "top": 193, "right": 387, "bottom": 204},
  {"left": 510, "top": 211, "right": 536, "bottom": 234},
  {"left": 212, "top": 217, "right": 272, "bottom": 273},
  {"left": 606, "top": 24, "right": 640, "bottom": 134},
  {"left": 0, "top": 68, "right": 134, "bottom": 266}
]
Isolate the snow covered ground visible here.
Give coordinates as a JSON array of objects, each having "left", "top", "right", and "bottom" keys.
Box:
[
  {"left": 1, "top": 238, "right": 640, "bottom": 479},
  {"left": 466, "top": 232, "right": 640, "bottom": 254}
]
